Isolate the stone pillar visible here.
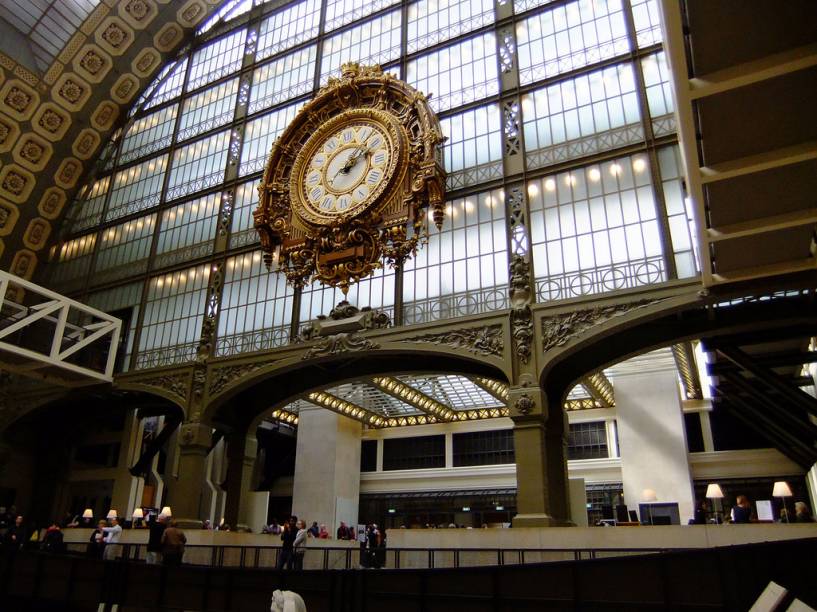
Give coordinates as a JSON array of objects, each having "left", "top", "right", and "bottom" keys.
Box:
[
  {"left": 172, "top": 422, "right": 212, "bottom": 527},
  {"left": 223, "top": 432, "right": 267, "bottom": 530},
  {"left": 510, "top": 387, "right": 571, "bottom": 527},
  {"left": 291, "top": 406, "right": 361, "bottom": 534},
  {"left": 110, "top": 410, "right": 143, "bottom": 518},
  {"left": 616, "top": 369, "right": 695, "bottom": 522}
]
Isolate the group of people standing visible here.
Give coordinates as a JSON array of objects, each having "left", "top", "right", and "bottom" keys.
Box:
[{"left": 275, "top": 516, "right": 308, "bottom": 570}]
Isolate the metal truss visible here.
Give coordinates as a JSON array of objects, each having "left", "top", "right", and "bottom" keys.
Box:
[{"left": 0, "top": 270, "right": 121, "bottom": 384}]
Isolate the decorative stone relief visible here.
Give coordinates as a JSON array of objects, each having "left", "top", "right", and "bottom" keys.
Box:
[
  {"left": 132, "top": 47, "right": 160, "bottom": 77},
  {"left": 0, "top": 164, "right": 35, "bottom": 203},
  {"left": 513, "top": 393, "right": 534, "bottom": 415},
  {"left": 0, "top": 200, "right": 20, "bottom": 236},
  {"left": 111, "top": 74, "right": 139, "bottom": 104},
  {"left": 32, "top": 103, "right": 71, "bottom": 141},
  {"left": 90, "top": 100, "right": 119, "bottom": 130},
  {"left": 9, "top": 249, "right": 37, "bottom": 280},
  {"left": 37, "top": 187, "right": 67, "bottom": 220},
  {"left": 0, "top": 80, "right": 39, "bottom": 121},
  {"left": 12, "top": 134, "right": 52, "bottom": 172},
  {"left": 72, "top": 128, "right": 101, "bottom": 160},
  {"left": 96, "top": 17, "right": 135, "bottom": 56},
  {"left": 402, "top": 325, "right": 504, "bottom": 357},
  {"left": 509, "top": 255, "right": 533, "bottom": 365},
  {"left": 73, "top": 45, "right": 112, "bottom": 83},
  {"left": 22, "top": 218, "right": 51, "bottom": 251},
  {"left": 296, "top": 300, "right": 391, "bottom": 342},
  {"left": 302, "top": 332, "right": 379, "bottom": 360},
  {"left": 154, "top": 23, "right": 183, "bottom": 52},
  {"left": 54, "top": 158, "right": 83, "bottom": 189},
  {"left": 178, "top": 0, "right": 207, "bottom": 27},
  {"left": 0, "top": 114, "right": 20, "bottom": 154},
  {"left": 542, "top": 299, "right": 665, "bottom": 352},
  {"left": 120, "top": 0, "right": 158, "bottom": 29},
  {"left": 133, "top": 371, "right": 190, "bottom": 405},
  {"left": 209, "top": 362, "right": 267, "bottom": 396},
  {"left": 53, "top": 73, "right": 92, "bottom": 111}
]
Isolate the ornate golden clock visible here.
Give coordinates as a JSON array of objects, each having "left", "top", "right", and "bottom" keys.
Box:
[{"left": 254, "top": 64, "right": 445, "bottom": 293}]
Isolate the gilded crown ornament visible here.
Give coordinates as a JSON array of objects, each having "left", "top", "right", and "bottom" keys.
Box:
[{"left": 254, "top": 63, "right": 446, "bottom": 293}]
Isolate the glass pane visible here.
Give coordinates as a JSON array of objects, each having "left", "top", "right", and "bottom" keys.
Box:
[
  {"left": 407, "top": 0, "right": 495, "bottom": 53},
  {"left": 249, "top": 45, "right": 317, "bottom": 114},
  {"left": 239, "top": 102, "right": 302, "bottom": 176},
  {"left": 106, "top": 155, "right": 168, "bottom": 221},
  {"left": 257, "top": 0, "right": 321, "bottom": 59},
  {"left": 177, "top": 79, "right": 239, "bottom": 142},
  {"left": 120, "top": 105, "right": 178, "bottom": 164},
  {"left": 320, "top": 11, "right": 402, "bottom": 83},
  {"left": 167, "top": 130, "right": 231, "bottom": 200},
  {"left": 187, "top": 29, "right": 247, "bottom": 91}
]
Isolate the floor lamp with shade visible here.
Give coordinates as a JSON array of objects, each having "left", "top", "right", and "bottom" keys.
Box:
[
  {"left": 706, "top": 483, "right": 724, "bottom": 524},
  {"left": 772, "top": 481, "right": 793, "bottom": 522}
]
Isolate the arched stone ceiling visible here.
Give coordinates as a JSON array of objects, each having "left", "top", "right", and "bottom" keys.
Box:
[{"left": 0, "top": 0, "right": 228, "bottom": 282}]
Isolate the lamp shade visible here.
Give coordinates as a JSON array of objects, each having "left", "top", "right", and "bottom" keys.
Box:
[
  {"left": 705, "top": 484, "right": 724, "bottom": 499},
  {"left": 772, "top": 481, "right": 793, "bottom": 498},
  {"left": 106, "top": 509, "right": 117, "bottom": 519},
  {"left": 82, "top": 509, "right": 93, "bottom": 519},
  {"left": 641, "top": 488, "right": 658, "bottom": 502},
  {"left": 132, "top": 508, "right": 144, "bottom": 519},
  {"left": 160, "top": 506, "right": 172, "bottom": 517}
]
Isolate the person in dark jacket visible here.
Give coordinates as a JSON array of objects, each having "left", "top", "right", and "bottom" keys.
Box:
[
  {"left": 277, "top": 516, "right": 297, "bottom": 570},
  {"left": 87, "top": 520, "right": 106, "bottom": 559},
  {"left": 146, "top": 513, "right": 167, "bottom": 565},
  {"left": 161, "top": 520, "right": 186, "bottom": 566},
  {"left": 3, "top": 515, "right": 26, "bottom": 554},
  {"left": 730, "top": 495, "right": 752, "bottom": 523}
]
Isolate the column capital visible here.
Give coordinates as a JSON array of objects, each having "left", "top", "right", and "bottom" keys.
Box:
[
  {"left": 178, "top": 421, "right": 212, "bottom": 452},
  {"left": 508, "top": 382, "right": 548, "bottom": 421}
]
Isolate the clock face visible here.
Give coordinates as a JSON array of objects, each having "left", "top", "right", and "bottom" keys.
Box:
[{"left": 292, "top": 110, "right": 403, "bottom": 225}]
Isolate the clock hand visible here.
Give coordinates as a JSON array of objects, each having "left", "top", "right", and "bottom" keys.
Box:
[{"left": 330, "top": 145, "right": 370, "bottom": 185}]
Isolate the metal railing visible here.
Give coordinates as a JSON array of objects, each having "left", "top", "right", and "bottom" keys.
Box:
[{"left": 62, "top": 542, "right": 673, "bottom": 571}]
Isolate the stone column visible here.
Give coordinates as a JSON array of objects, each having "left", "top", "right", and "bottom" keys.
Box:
[
  {"left": 172, "top": 422, "right": 212, "bottom": 527},
  {"left": 223, "top": 432, "right": 267, "bottom": 531},
  {"left": 616, "top": 369, "right": 695, "bottom": 522},
  {"left": 291, "top": 406, "right": 361, "bottom": 534},
  {"left": 110, "top": 410, "right": 143, "bottom": 518},
  {"left": 510, "top": 387, "right": 571, "bottom": 527}
]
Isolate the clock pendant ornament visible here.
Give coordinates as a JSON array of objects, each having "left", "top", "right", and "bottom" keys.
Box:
[{"left": 254, "top": 63, "right": 446, "bottom": 293}]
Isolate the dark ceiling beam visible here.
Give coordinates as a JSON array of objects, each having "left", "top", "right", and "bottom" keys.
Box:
[
  {"left": 707, "top": 350, "right": 817, "bottom": 374},
  {"left": 701, "top": 324, "right": 817, "bottom": 351},
  {"left": 714, "top": 390, "right": 815, "bottom": 469},
  {"left": 717, "top": 370, "right": 817, "bottom": 442},
  {"left": 718, "top": 345, "right": 817, "bottom": 419}
]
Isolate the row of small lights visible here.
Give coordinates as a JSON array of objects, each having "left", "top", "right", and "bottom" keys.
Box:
[
  {"left": 163, "top": 195, "right": 219, "bottom": 223},
  {"left": 476, "top": 377, "right": 510, "bottom": 400},
  {"left": 116, "top": 158, "right": 166, "bottom": 184},
  {"left": 372, "top": 377, "right": 456, "bottom": 421},
  {"left": 308, "top": 391, "right": 386, "bottom": 427},
  {"left": 60, "top": 234, "right": 96, "bottom": 260},
  {"left": 131, "top": 105, "right": 175, "bottom": 132},
  {"left": 101, "top": 216, "right": 155, "bottom": 244},
  {"left": 528, "top": 158, "right": 648, "bottom": 197},
  {"left": 153, "top": 264, "right": 211, "bottom": 289}
]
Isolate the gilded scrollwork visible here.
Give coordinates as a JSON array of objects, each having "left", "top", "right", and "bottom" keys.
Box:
[
  {"left": 302, "top": 332, "right": 379, "bottom": 360},
  {"left": 255, "top": 63, "right": 446, "bottom": 294}
]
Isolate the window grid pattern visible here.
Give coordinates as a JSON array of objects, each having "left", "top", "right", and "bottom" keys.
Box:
[
  {"left": 403, "top": 189, "right": 508, "bottom": 325},
  {"left": 407, "top": 32, "right": 499, "bottom": 113},
  {"left": 69, "top": 177, "right": 110, "bottom": 232},
  {"left": 641, "top": 51, "right": 676, "bottom": 137},
  {"left": 567, "top": 421, "right": 609, "bottom": 459},
  {"left": 155, "top": 194, "right": 220, "bottom": 267},
  {"left": 383, "top": 435, "right": 445, "bottom": 470},
  {"left": 216, "top": 252, "right": 295, "bottom": 356},
  {"left": 229, "top": 181, "right": 261, "bottom": 248},
  {"left": 95, "top": 215, "right": 156, "bottom": 272},
  {"left": 239, "top": 103, "right": 302, "bottom": 176},
  {"left": 137, "top": 264, "right": 212, "bottom": 369},
  {"left": 50, "top": 234, "right": 96, "bottom": 287},
  {"left": 249, "top": 46, "right": 317, "bottom": 114},
  {"left": 187, "top": 29, "right": 248, "bottom": 91},
  {"left": 658, "top": 145, "right": 699, "bottom": 279},
  {"left": 177, "top": 79, "right": 239, "bottom": 142},
  {"left": 630, "top": 0, "right": 662, "bottom": 48},
  {"left": 516, "top": 0, "right": 629, "bottom": 86},
  {"left": 440, "top": 104, "right": 503, "bottom": 190},
  {"left": 320, "top": 11, "right": 402, "bottom": 84},
  {"left": 300, "top": 266, "right": 395, "bottom": 322},
  {"left": 86, "top": 282, "right": 142, "bottom": 373},
  {"left": 513, "top": 0, "right": 556, "bottom": 15},
  {"left": 256, "top": 0, "right": 321, "bottom": 59},
  {"left": 120, "top": 105, "right": 178, "bottom": 164},
  {"left": 523, "top": 62, "right": 642, "bottom": 171},
  {"left": 407, "top": 0, "right": 495, "bottom": 54},
  {"left": 528, "top": 153, "right": 665, "bottom": 302},
  {"left": 142, "top": 59, "right": 188, "bottom": 110},
  {"left": 398, "top": 374, "right": 504, "bottom": 410},
  {"left": 453, "top": 430, "right": 515, "bottom": 466},
  {"left": 106, "top": 155, "right": 168, "bottom": 222},
  {"left": 324, "top": 0, "right": 400, "bottom": 33},
  {"left": 167, "top": 131, "right": 231, "bottom": 200}
]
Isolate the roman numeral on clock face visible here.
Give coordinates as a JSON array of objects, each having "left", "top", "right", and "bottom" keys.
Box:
[
  {"left": 310, "top": 186, "right": 324, "bottom": 201},
  {"left": 372, "top": 150, "right": 387, "bottom": 166},
  {"left": 366, "top": 169, "right": 382, "bottom": 185}
]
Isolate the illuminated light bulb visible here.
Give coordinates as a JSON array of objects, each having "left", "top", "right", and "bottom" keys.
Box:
[
  {"left": 564, "top": 174, "right": 576, "bottom": 187},
  {"left": 609, "top": 163, "right": 622, "bottom": 176},
  {"left": 527, "top": 183, "right": 539, "bottom": 198},
  {"left": 463, "top": 199, "right": 474, "bottom": 213},
  {"left": 588, "top": 168, "right": 601, "bottom": 182},
  {"left": 632, "top": 158, "right": 647, "bottom": 173},
  {"left": 544, "top": 178, "right": 556, "bottom": 192}
]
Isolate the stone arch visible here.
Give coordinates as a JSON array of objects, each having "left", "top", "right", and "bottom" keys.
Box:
[{"left": 206, "top": 346, "right": 511, "bottom": 430}]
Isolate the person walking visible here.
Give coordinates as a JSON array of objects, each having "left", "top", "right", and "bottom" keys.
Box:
[
  {"left": 277, "top": 516, "right": 297, "bottom": 570},
  {"left": 146, "top": 513, "right": 167, "bottom": 565},
  {"left": 161, "top": 520, "right": 186, "bottom": 566},
  {"left": 293, "top": 520, "right": 308, "bottom": 570}
]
